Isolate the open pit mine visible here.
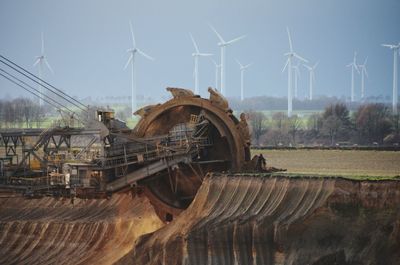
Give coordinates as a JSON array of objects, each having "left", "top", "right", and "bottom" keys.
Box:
[{"left": 0, "top": 70, "right": 399, "bottom": 263}]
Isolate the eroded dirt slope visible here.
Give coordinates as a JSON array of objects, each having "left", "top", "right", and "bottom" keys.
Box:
[
  {"left": 0, "top": 193, "right": 164, "bottom": 265},
  {"left": 118, "top": 174, "right": 400, "bottom": 265}
]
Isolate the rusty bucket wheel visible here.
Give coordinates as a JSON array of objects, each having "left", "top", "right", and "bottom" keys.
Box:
[{"left": 133, "top": 90, "right": 247, "bottom": 221}]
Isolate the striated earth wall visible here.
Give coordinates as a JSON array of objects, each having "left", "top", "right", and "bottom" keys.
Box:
[
  {"left": 117, "top": 174, "right": 400, "bottom": 265},
  {"left": 1, "top": 174, "right": 399, "bottom": 265},
  {"left": 0, "top": 193, "right": 164, "bottom": 265}
]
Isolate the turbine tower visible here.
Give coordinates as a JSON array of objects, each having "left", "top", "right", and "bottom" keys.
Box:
[
  {"left": 282, "top": 27, "right": 308, "bottom": 117},
  {"left": 33, "top": 32, "right": 53, "bottom": 107},
  {"left": 209, "top": 24, "right": 245, "bottom": 97},
  {"left": 382, "top": 43, "right": 400, "bottom": 115},
  {"left": 346, "top": 52, "right": 359, "bottom": 102},
  {"left": 357, "top": 57, "right": 368, "bottom": 101},
  {"left": 292, "top": 62, "right": 301, "bottom": 99},
  {"left": 124, "top": 21, "right": 154, "bottom": 116},
  {"left": 211, "top": 59, "right": 221, "bottom": 91},
  {"left": 236, "top": 59, "right": 252, "bottom": 101},
  {"left": 303, "top": 61, "right": 319, "bottom": 100},
  {"left": 189, "top": 33, "right": 212, "bottom": 95}
]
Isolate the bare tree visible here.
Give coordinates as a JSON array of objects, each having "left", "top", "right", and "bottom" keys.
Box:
[
  {"left": 288, "top": 115, "right": 302, "bottom": 145},
  {"left": 322, "top": 115, "right": 341, "bottom": 145},
  {"left": 248, "top": 111, "right": 268, "bottom": 146},
  {"left": 307, "top": 113, "right": 323, "bottom": 133}
]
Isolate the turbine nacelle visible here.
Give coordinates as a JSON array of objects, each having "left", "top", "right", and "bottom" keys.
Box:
[
  {"left": 382, "top": 43, "right": 400, "bottom": 50},
  {"left": 127, "top": 48, "right": 137, "bottom": 53},
  {"left": 236, "top": 59, "right": 252, "bottom": 71}
]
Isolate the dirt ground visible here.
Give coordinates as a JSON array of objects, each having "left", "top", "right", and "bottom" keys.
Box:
[{"left": 252, "top": 149, "right": 400, "bottom": 178}]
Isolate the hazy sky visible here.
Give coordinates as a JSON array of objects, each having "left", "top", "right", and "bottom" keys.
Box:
[{"left": 0, "top": 0, "right": 399, "bottom": 102}]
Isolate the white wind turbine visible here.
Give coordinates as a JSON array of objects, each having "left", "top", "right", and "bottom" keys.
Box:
[
  {"left": 292, "top": 62, "right": 301, "bottom": 99},
  {"left": 33, "top": 32, "right": 54, "bottom": 107},
  {"left": 209, "top": 24, "right": 246, "bottom": 97},
  {"left": 346, "top": 52, "right": 359, "bottom": 102},
  {"left": 189, "top": 33, "right": 212, "bottom": 95},
  {"left": 357, "top": 57, "right": 368, "bottom": 101},
  {"left": 211, "top": 59, "right": 221, "bottom": 91},
  {"left": 382, "top": 43, "right": 400, "bottom": 114},
  {"left": 303, "top": 61, "right": 319, "bottom": 100},
  {"left": 236, "top": 59, "right": 252, "bottom": 101},
  {"left": 282, "top": 27, "right": 308, "bottom": 117},
  {"left": 124, "top": 21, "right": 154, "bottom": 116}
]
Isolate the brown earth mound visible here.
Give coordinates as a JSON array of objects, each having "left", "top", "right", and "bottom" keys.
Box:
[
  {"left": 117, "top": 174, "right": 400, "bottom": 265},
  {"left": 0, "top": 193, "right": 163, "bottom": 265}
]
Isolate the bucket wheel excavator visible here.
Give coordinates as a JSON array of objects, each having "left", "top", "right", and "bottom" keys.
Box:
[
  {"left": 0, "top": 56, "right": 251, "bottom": 222},
  {"left": 110, "top": 87, "right": 251, "bottom": 220}
]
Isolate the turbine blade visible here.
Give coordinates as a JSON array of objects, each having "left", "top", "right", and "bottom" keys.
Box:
[
  {"left": 381, "top": 44, "right": 394, "bottom": 48},
  {"left": 235, "top": 59, "right": 243, "bottom": 68},
  {"left": 198, "top": 53, "right": 213, "bottom": 57},
  {"left": 364, "top": 67, "right": 369, "bottom": 78},
  {"left": 354, "top": 63, "right": 360, "bottom": 74},
  {"left": 44, "top": 59, "right": 54, "bottom": 74},
  {"left": 313, "top": 61, "right": 319, "bottom": 69},
  {"left": 294, "top": 53, "right": 308, "bottom": 63},
  {"left": 189, "top": 33, "right": 200, "bottom": 53},
  {"left": 282, "top": 59, "right": 289, "bottom": 73},
  {"left": 137, "top": 49, "right": 154, "bottom": 61},
  {"left": 129, "top": 20, "right": 136, "bottom": 48},
  {"left": 303, "top": 64, "right": 312, "bottom": 70},
  {"left": 33, "top": 58, "right": 41, "bottom": 67},
  {"left": 286, "top": 27, "right": 293, "bottom": 53},
  {"left": 209, "top": 24, "right": 225, "bottom": 43},
  {"left": 124, "top": 54, "right": 133, "bottom": 70},
  {"left": 244, "top": 63, "right": 252, "bottom": 69},
  {"left": 41, "top": 32, "right": 45, "bottom": 55},
  {"left": 364, "top": 57, "right": 368, "bottom": 66},
  {"left": 226, "top": 35, "right": 246, "bottom": 45}
]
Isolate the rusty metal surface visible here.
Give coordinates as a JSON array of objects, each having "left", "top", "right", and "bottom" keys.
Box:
[{"left": 132, "top": 87, "right": 249, "bottom": 220}]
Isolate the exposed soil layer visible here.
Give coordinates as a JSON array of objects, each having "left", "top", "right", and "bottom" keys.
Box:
[
  {"left": 117, "top": 174, "right": 400, "bottom": 265},
  {"left": 0, "top": 193, "right": 164, "bottom": 265},
  {"left": 1, "top": 174, "right": 399, "bottom": 265}
]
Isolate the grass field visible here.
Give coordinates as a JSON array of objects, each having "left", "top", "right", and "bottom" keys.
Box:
[{"left": 251, "top": 149, "right": 400, "bottom": 178}]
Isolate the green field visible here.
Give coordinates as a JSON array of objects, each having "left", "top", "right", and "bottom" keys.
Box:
[{"left": 251, "top": 149, "right": 400, "bottom": 178}]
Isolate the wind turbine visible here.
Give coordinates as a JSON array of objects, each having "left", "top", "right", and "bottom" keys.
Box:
[
  {"left": 124, "top": 21, "right": 154, "bottom": 116},
  {"left": 346, "top": 52, "right": 359, "bottom": 102},
  {"left": 357, "top": 57, "right": 368, "bottom": 101},
  {"left": 189, "top": 33, "right": 212, "bottom": 95},
  {"left": 236, "top": 59, "right": 252, "bottom": 101},
  {"left": 382, "top": 43, "right": 400, "bottom": 114},
  {"left": 292, "top": 62, "right": 301, "bottom": 99},
  {"left": 209, "top": 24, "right": 246, "bottom": 97},
  {"left": 282, "top": 27, "right": 308, "bottom": 117},
  {"left": 211, "top": 59, "right": 221, "bottom": 91},
  {"left": 303, "top": 61, "right": 319, "bottom": 100},
  {"left": 33, "top": 32, "right": 53, "bottom": 107}
]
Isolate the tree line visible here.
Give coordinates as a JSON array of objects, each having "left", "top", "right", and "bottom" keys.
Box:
[
  {"left": 247, "top": 103, "right": 400, "bottom": 147},
  {"left": 0, "top": 98, "right": 48, "bottom": 128},
  {"left": 1, "top": 98, "right": 399, "bottom": 147}
]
